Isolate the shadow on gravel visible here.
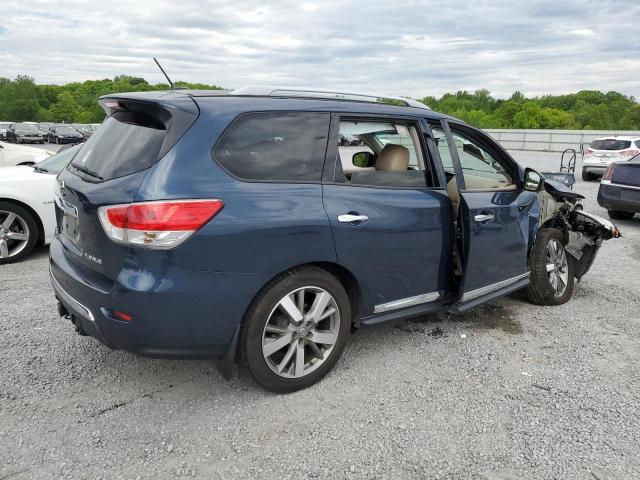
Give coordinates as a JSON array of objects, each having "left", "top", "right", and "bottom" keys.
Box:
[{"left": 445, "top": 303, "right": 523, "bottom": 334}]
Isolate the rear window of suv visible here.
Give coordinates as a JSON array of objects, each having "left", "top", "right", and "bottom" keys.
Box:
[
  {"left": 590, "top": 139, "right": 631, "bottom": 150},
  {"left": 214, "top": 112, "right": 330, "bottom": 182},
  {"left": 69, "top": 111, "right": 166, "bottom": 181}
]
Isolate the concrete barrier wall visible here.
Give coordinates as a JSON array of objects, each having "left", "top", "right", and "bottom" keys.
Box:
[{"left": 484, "top": 129, "right": 640, "bottom": 153}]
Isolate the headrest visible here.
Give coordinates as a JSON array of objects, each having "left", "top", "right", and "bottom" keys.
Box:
[{"left": 375, "top": 144, "right": 410, "bottom": 171}]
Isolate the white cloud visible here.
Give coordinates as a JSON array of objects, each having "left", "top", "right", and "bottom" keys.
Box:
[{"left": 1, "top": 0, "right": 639, "bottom": 99}]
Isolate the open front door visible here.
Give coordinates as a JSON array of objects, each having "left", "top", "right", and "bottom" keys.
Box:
[{"left": 432, "top": 121, "right": 536, "bottom": 310}]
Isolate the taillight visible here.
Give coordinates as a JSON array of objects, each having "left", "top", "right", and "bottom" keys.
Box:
[
  {"left": 601, "top": 164, "right": 615, "bottom": 183},
  {"left": 585, "top": 148, "right": 593, "bottom": 155},
  {"left": 98, "top": 199, "right": 224, "bottom": 249},
  {"left": 619, "top": 149, "right": 639, "bottom": 157}
]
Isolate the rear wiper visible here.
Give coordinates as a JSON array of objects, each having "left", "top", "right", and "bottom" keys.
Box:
[
  {"left": 70, "top": 162, "right": 103, "bottom": 181},
  {"left": 33, "top": 165, "right": 48, "bottom": 173}
]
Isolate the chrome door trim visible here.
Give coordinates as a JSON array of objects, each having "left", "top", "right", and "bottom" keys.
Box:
[
  {"left": 373, "top": 291, "right": 441, "bottom": 314},
  {"left": 49, "top": 266, "right": 95, "bottom": 322},
  {"left": 461, "top": 272, "right": 530, "bottom": 302}
]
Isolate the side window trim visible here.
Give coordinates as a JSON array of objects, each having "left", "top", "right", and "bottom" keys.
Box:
[
  {"left": 438, "top": 120, "right": 467, "bottom": 191},
  {"left": 419, "top": 119, "right": 448, "bottom": 190}
]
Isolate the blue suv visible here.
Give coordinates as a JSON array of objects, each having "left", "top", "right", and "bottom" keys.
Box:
[{"left": 50, "top": 87, "right": 618, "bottom": 392}]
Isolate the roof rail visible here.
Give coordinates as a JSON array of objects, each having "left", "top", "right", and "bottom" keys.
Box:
[{"left": 230, "top": 86, "right": 430, "bottom": 110}]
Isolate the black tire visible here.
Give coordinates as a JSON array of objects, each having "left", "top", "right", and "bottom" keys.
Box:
[
  {"left": 0, "top": 202, "right": 39, "bottom": 265},
  {"left": 607, "top": 210, "right": 635, "bottom": 220},
  {"left": 55, "top": 137, "right": 59, "bottom": 145},
  {"left": 528, "top": 228, "right": 575, "bottom": 306},
  {"left": 581, "top": 169, "right": 590, "bottom": 181},
  {"left": 241, "top": 266, "right": 351, "bottom": 393}
]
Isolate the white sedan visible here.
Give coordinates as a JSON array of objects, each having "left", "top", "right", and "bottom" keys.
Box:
[
  {"left": 0, "top": 141, "right": 53, "bottom": 167},
  {"left": 0, "top": 145, "right": 80, "bottom": 264}
]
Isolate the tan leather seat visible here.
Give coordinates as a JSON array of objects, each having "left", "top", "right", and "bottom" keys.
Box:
[
  {"left": 375, "top": 144, "right": 409, "bottom": 171},
  {"left": 447, "top": 177, "right": 460, "bottom": 213}
]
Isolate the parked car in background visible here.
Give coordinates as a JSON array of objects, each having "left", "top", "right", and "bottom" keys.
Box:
[
  {"left": 47, "top": 124, "right": 83, "bottom": 144},
  {"left": 0, "top": 141, "right": 52, "bottom": 167},
  {"left": 0, "top": 145, "right": 80, "bottom": 264},
  {"left": 49, "top": 87, "right": 618, "bottom": 393},
  {"left": 597, "top": 155, "right": 640, "bottom": 220},
  {"left": 38, "top": 123, "right": 53, "bottom": 136},
  {"left": 5, "top": 123, "right": 46, "bottom": 144},
  {"left": 0, "top": 123, "right": 11, "bottom": 141},
  {"left": 582, "top": 137, "right": 640, "bottom": 181},
  {"left": 78, "top": 123, "right": 101, "bottom": 140}
]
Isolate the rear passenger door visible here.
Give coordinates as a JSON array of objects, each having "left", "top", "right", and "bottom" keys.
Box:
[{"left": 322, "top": 114, "right": 452, "bottom": 320}]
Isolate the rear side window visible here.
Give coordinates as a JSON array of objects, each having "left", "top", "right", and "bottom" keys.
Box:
[
  {"left": 590, "top": 139, "right": 631, "bottom": 150},
  {"left": 70, "top": 111, "right": 165, "bottom": 181},
  {"left": 214, "top": 112, "right": 330, "bottom": 182}
]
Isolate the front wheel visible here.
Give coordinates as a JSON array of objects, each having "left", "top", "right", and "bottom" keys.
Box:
[
  {"left": 581, "top": 169, "right": 590, "bottom": 181},
  {"left": 241, "top": 267, "right": 351, "bottom": 393},
  {"left": 528, "top": 228, "right": 575, "bottom": 305},
  {"left": 0, "top": 202, "right": 39, "bottom": 264}
]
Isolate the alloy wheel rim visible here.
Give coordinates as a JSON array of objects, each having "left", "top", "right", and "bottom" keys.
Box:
[
  {"left": 262, "top": 286, "right": 340, "bottom": 379},
  {"left": 0, "top": 210, "right": 30, "bottom": 259},
  {"left": 545, "top": 238, "right": 568, "bottom": 297}
]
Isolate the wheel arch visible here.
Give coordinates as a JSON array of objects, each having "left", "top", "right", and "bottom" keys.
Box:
[{"left": 0, "top": 197, "right": 45, "bottom": 244}]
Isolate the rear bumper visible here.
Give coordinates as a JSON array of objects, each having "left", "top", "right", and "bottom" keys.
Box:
[
  {"left": 597, "top": 183, "right": 640, "bottom": 213},
  {"left": 49, "top": 236, "right": 268, "bottom": 359},
  {"left": 582, "top": 165, "right": 607, "bottom": 175}
]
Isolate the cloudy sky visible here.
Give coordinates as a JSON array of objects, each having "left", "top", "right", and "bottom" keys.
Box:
[{"left": 1, "top": 0, "right": 639, "bottom": 99}]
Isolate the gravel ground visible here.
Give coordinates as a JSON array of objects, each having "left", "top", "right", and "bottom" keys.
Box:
[{"left": 1, "top": 151, "right": 639, "bottom": 479}]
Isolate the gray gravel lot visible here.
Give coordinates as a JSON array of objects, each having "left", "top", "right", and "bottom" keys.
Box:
[{"left": 1, "top": 151, "right": 639, "bottom": 479}]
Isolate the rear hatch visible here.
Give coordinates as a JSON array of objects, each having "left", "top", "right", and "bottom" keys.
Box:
[
  {"left": 54, "top": 93, "right": 198, "bottom": 286},
  {"left": 610, "top": 159, "right": 640, "bottom": 187},
  {"left": 586, "top": 139, "right": 639, "bottom": 162}
]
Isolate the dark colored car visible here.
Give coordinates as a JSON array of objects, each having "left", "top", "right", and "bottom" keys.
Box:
[
  {"left": 38, "top": 123, "right": 53, "bottom": 136},
  {"left": 597, "top": 156, "right": 640, "bottom": 220},
  {"left": 49, "top": 87, "right": 618, "bottom": 392},
  {"left": 47, "top": 124, "right": 83, "bottom": 144},
  {"left": 5, "top": 123, "right": 45, "bottom": 143}
]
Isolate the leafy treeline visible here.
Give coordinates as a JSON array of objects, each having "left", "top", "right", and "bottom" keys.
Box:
[
  {"left": 420, "top": 89, "right": 640, "bottom": 130},
  {"left": 1, "top": 75, "right": 639, "bottom": 130},
  {"left": 0, "top": 75, "right": 222, "bottom": 124}
]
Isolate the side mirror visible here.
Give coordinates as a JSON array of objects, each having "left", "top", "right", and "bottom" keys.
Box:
[
  {"left": 352, "top": 151, "right": 375, "bottom": 168},
  {"left": 524, "top": 168, "right": 544, "bottom": 192}
]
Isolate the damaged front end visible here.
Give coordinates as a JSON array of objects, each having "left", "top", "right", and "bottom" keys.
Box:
[{"left": 536, "top": 179, "right": 621, "bottom": 280}]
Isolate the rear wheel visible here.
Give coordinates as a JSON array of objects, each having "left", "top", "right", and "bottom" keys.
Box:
[
  {"left": 581, "top": 169, "right": 591, "bottom": 181},
  {"left": 0, "top": 202, "right": 38, "bottom": 264},
  {"left": 607, "top": 210, "right": 635, "bottom": 220},
  {"left": 528, "top": 228, "right": 574, "bottom": 305},
  {"left": 242, "top": 267, "right": 351, "bottom": 393}
]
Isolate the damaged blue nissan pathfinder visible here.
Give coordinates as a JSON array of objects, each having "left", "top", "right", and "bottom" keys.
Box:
[{"left": 50, "top": 87, "right": 619, "bottom": 392}]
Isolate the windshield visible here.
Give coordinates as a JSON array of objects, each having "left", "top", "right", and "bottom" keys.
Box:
[
  {"left": 56, "top": 126, "right": 77, "bottom": 134},
  {"left": 35, "top": 145, "right": 81, "bottom": 174},
  {"left": 590, "top": 139, "right": 631, "bottom": 151},
  {"left": 16, "top": 123, "right": 39, "bottom": 131}
]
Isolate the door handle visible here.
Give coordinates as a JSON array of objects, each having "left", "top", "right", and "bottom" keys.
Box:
[
  {"left": 474, "top": 213, "right": 494, "bottom": 223},
  {"left": 338, "top": 214, "right": 369, "bottom": 224}
]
